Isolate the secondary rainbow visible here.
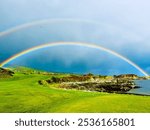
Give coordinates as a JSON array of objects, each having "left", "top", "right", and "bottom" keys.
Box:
[
  {"left": 0, "top": 18, "right": 107, "bottom": 37},
  {"left": 0, "top": 42, "right": 148, "bottom": 76}
]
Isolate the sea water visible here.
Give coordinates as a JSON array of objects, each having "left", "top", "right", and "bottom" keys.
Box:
[{"left": 128, "top": 80, "right": 150, "bottom": 95}]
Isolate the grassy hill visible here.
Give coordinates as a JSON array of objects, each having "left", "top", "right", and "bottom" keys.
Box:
[{"left": 0, "top": 67, "right": 150, "bottom": 113}]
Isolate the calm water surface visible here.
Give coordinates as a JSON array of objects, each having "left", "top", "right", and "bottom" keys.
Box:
[{"left": 128, "top": 80, "right": 150, "bottom": 95}]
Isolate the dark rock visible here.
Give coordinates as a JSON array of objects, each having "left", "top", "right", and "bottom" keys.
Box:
[{"left": 0, "top": 67, "right": 14, "bottom": 78}]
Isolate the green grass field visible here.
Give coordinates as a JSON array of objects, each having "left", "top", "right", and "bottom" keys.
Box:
[{"left": 0, "top": 72, "right": 150, "bottom": 113}]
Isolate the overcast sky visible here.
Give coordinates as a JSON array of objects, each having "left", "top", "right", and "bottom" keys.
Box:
[{"left": 0, "top": 0, "right": 150, "bottom": 75}]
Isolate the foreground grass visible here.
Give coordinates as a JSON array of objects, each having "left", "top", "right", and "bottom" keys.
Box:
[{"left": 0, "top": 73, "right": 150, "bottom": 113}]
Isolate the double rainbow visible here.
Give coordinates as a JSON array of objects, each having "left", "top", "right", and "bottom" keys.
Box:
[{"left": 0, "top": 19, "right": 148, "bottom": 76}]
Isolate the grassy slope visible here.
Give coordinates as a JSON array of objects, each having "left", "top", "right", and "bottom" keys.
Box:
[{"left": 0, "top": 73, "right": 150, "bottom": 113}]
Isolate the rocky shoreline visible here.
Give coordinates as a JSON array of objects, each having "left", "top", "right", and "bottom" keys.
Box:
[
  {"left": 39, "top": 73, "right": 142, "bottom": 93},
  {"left": 58, "top": 79, "right": 139, "bottom": 93}
]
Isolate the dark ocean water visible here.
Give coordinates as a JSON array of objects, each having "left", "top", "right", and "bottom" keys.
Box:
[{"left": 128, "top": 80, "right": 150, "bottom": 95}]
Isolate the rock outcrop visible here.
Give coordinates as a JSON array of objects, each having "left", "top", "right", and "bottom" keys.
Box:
[
  {"left": 0, "top": 68, "right": 14, "bottom": 78},
  {"left": 114, "top": 74, "right": 138, "bottom": 79},
  {"left": 39, "top": 74, "right": 139, "bottom": 93}
]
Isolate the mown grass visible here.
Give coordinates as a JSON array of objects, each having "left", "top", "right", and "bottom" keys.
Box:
[{"left": 0, "top": 73, "right": 150, "bottom": 113}]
